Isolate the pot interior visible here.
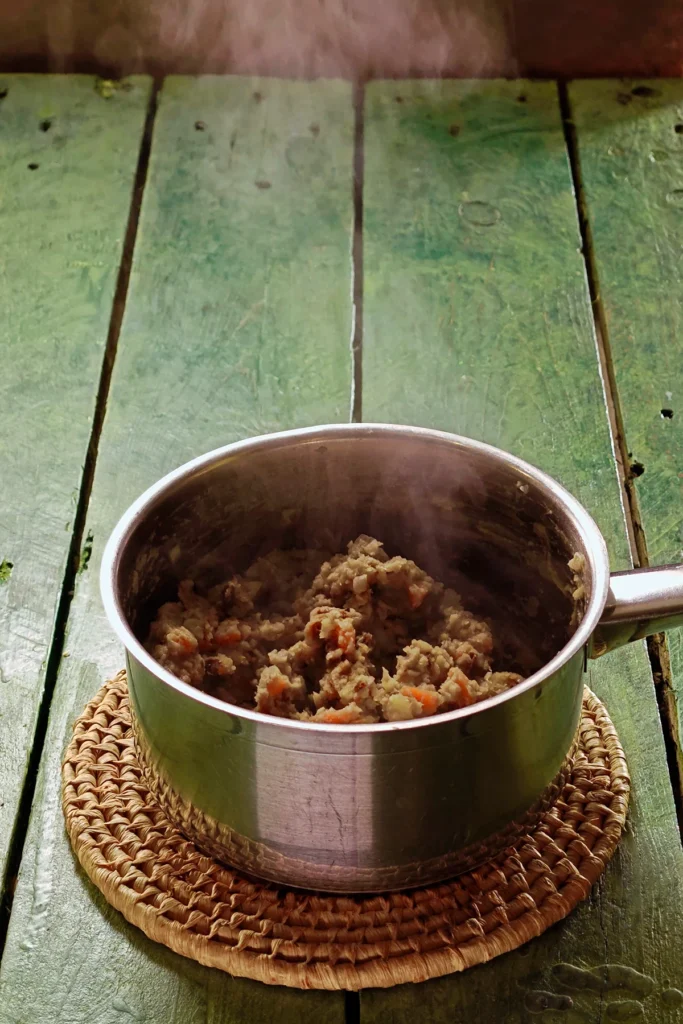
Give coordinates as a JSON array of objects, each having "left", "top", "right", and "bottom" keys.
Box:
[{"left": 114, "top": 431, "right": 594, "bottom": 680}]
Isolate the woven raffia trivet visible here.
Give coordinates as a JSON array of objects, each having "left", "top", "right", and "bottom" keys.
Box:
[{"left": 62, "top": 670, "right": 629, "bottom": 991}]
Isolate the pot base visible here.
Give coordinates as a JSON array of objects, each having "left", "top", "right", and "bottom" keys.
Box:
[
  {"left": 62, "top": 670, "right": 629, "bottom": 990},
  {"left": 133, "top": 712, "right": 581, "bottom": 893}
]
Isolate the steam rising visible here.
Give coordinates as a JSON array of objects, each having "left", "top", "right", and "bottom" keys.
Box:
[{"left": 46, "top": 0, "right": 516, "bottom": 79}]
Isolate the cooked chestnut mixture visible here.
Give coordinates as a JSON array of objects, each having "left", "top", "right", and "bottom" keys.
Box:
[{"left": 146, "top": 535, "right": 523, "bottom": 724}]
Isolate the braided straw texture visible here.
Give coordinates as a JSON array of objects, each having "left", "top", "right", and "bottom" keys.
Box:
[{"left": 62, "top": 671, "right": 629, "bottom": 991}]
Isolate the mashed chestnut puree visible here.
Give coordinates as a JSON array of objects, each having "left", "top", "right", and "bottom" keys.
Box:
[{"left": 146, "top": 535, "right": 523, "bottom": 724}]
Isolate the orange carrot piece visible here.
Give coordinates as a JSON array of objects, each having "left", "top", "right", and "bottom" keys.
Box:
[
  {"left": 217, "top": 630, "right": 241, "bottom": 646},
  {"left": 320, "top": 707, "right": 357, "bottom": 724},
  {"left": 336, "top": 626, "right": 356, "bottom": 654},
  {"left": 408, "top": 585, "right": 428, "bottom": 609},
  {"left": 401, "top": 686, "right": 440, "bottom": 715},
  {"left": 174, "top": 631, "right": 197, "bottom": 653},
  {"left": 266, "top": 675, "right": 289, "bottom": 698}
]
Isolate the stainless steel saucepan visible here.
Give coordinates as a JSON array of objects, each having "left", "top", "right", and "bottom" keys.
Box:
[{"left": 100, "top": 424, "right": 683, "bottom": 892}]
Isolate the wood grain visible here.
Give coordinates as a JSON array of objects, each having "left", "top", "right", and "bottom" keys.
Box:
[
  {"left": 0, "top": 77, "right": 352, "bottom": 1022},
  {"left": 361, "top": 79, "right": 683, "bottom": 1023},
  {"left": 570, "top": 78, "right": 683, "bottom": 772},
  {"left": 0, "top": 74, "right": 151, "bottom": 882}
]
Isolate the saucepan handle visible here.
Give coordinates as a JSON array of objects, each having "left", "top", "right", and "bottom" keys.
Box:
[{"left": 589, "top": 564, "right": 683, "bottom": 658}]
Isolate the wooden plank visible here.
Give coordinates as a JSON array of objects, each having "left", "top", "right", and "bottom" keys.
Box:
[
  {"left": 570, "top": 78, "right": 683, "bottom": 769},
  {"left": 361, "top": 79, "right": 683, "bottom": 1023},
  {"left": 0, "top": 74, "right": 151, "bottom": 883},
  {"left": 0, "top": 77, "right": 352, "bottom": 1021}
]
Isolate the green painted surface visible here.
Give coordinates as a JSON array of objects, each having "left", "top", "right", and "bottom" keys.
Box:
[
  {"left": 570, "top": 78, "right": 683, "bottom": 754},
  {"left": 0, "top": 77, "right": 352, "bottom": 1023},
  {"left": 361, "top": 80, "right": 683, "bottom": 1023},
  {"left": 3, "top": 74, "right": 683, "bottom": 1023},
  {"left": 0, "top": 74, "right": 151, "bottom": 882}
]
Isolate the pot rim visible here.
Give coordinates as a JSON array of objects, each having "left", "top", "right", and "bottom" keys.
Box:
[{"left": 100, "top": 423, "right": 610, "bottom": 735}]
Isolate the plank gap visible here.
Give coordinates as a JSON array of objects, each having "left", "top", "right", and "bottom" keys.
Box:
[
  {"left": 559, "top": 79, "right": 683, "bottom": 834},
  {"left": 351, "top": 80, "right": 364, "bottom": 423},
  {"left": 647, "top": 631, "right": 683, "bottom": 828},
  {"left": 0, "top": 77, "right": 161, "bottom": 965},
  {"left": 93, "top": 78, "right": 161, "bottom": 446},
  {"left": 558, "top": 82, "right": 641, "bottom": 567},
  {"left": 345, "top": 990, "right": 361, "bottom": 1024}
]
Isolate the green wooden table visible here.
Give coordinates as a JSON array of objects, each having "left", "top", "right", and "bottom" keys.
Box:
[{"left": 1, "top": 74, "right": 683, "bottom": 1024}]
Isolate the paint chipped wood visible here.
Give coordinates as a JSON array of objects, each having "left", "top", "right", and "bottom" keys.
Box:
[
  {"left": 570, "top": 78, "right": 683, "bottom": 789},
  {"left": 0, "top": 76, "right": 352, "bottom": 1023},
  {"left": 0, "top": 73, "right": 151, "bottom": 883},
  {"left": 1, "top": 74, "right": 682, "bottom": 1023},
  {"left": 361, "top": 79, "right": 683, "bottom": 1023}
]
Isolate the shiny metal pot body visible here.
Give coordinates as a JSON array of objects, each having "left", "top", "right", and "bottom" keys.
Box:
[{"left": 101, "top": 425, "right": 683, "bottom": 892}]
